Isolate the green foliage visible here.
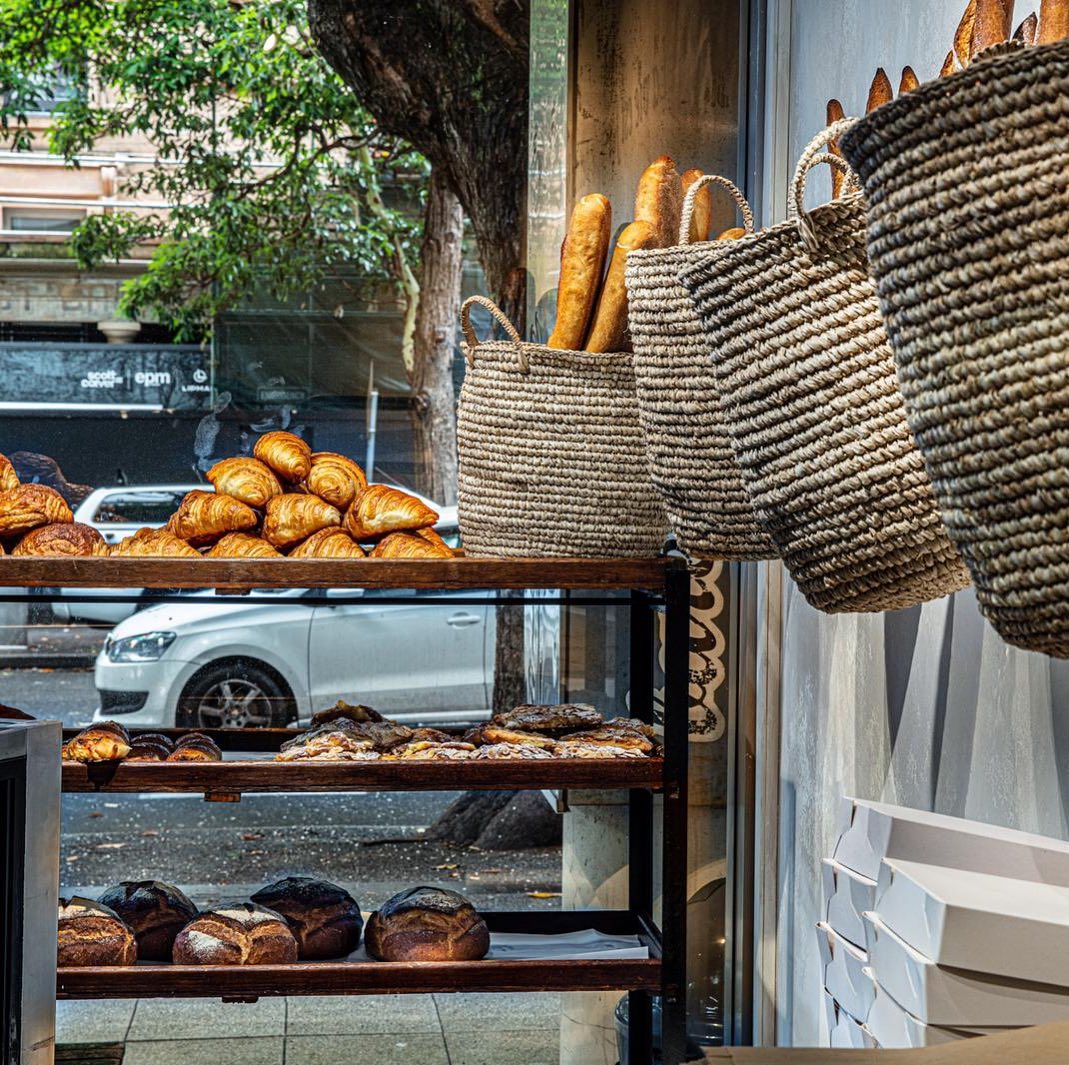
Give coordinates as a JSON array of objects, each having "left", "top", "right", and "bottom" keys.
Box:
[{"left": 0, "top": 0, "right": 427, "bottom": 340}]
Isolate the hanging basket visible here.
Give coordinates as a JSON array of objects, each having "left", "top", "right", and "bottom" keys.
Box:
[
  {"left": 840, "top": 40, "right": 1069, "bottom": 655},
  {"left": 456, "top": 296, "right": 668, "bottom": 558},
  {"left": 625, "top": 176, "right": 777, "bottom": 560},
  {"left": 679, "top": 122, "right": 970, "bottom": 613}
]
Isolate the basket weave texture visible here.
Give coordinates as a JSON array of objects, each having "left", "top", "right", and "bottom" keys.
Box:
[
  {"left": 456, "top": 297, "right": 668, "bottom": 558},
  {"left": 840, "top": 40, "right": 1069, "bottom": 654},
  {"left": 680, "top": 123, "right": 969, "bottom": 613},
  {"left": 626, "top": 176, "right": 776, "bottom": 560}
]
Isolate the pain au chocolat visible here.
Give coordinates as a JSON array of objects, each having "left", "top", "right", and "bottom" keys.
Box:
[
  {"left": 0, "top": 483, "right": 73, "bottom": 538},
  {"left": 97, "top": 880, "right": 198, "bottom": 961},
  {"left": 364, "top": 886, "right": 489, "bottom": 962},
  {"left": 12, "top": 522, "right": 106, "bottom": 557},
  {"left": 253, "top": 431, "right": 312, "bottom": 483},
  {"left": 306, "top": 452, "right": 368, "bottom": 510},
  {"left": 262, "top": 494, "right": 341, "bottom": 550},
  {"left": 344, "top": 484, "right": 438, "bottom": 541},
  {"left": 250, "top": 876, "right": 363, "bottom": 960},
  {"left": 167, "top": 490, "right": 257, "bottom": 547},
  {"left": 207, "top": 457, "right": 283, "bottom": 509}
]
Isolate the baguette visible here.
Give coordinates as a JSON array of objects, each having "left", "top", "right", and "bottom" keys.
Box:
[
  {"left": 547, "top": 193, "right": 611, "bottom": 350},
  {"left": 970, "top": 0, "right": 1012, "bottom": 57},
  {"left": 1039, "top": 0, "right": 1069, "bottom": 41},
  {"left": 898, "top": 66, "right": 920, "bottom": 95},
  {"left": 716, "top": 227, "right": 746, "bottom": 241},
  {"left": 634, "top": 155, "right": 682, "bottom": 248},
  {"left": 826, "top": 99, "right": 846, "bottom": 199},
  {"left": 866, "top": 68, "right": 894, "bottom": 112},
  {"left": 955, "top": 0, "right": 978, "bottom": 66},
  {"left": 1014, "top": 10, "right": 1039, "bottom": 42},
  {"left": 680, "top": 168, "right": 713, "bottom": 243},
  {"left": 585, "top": 220, "right": 656, "bottom": 353},
  {"left": 939, "top": 49, "right": 958, "bottom": 76}
]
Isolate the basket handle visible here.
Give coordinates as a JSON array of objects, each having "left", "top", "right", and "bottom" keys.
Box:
[
  {"left": 679, "top": 174, "right": 756, "bottom": 246},
  {"left": 460, "top": 295, "right": 529, "bottom": 373},
  {"left": 790, "top": 118, "right": 860, "bottom": 252}
]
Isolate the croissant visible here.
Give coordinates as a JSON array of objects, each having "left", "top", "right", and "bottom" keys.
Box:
[
  {"left": 370, "top": 532, "right": 454, "bottom": 559},
  {"left": 207, "top": 457, "right": 282, "bottom": 509},
  {"left": 262, "top": 493, "right": 341, "bottom": 549},
  {"left": 0, "top": 484, "right": 74, "bottom": 538},
  {"left": 110, "top": 528, "right": 201, "bottom": 558},
  {"left": 253, "top": 431, "right": 312, "bottom": 483},
  {"left": 417, "top": 526, "right": 451, "bottom": 551},
  {"left": 306, "top": 452, "right": 368, "bottom": 510},
  {"left": 344, "top": 485, "right": 438, "bottom": 541},
  {"left": 206, "top": 533, "right": 284, "bottom": 559},
  {"left": 0, "top": 453, "right": 18, "bottom": 492},
  {"left": 167, "top": 491, "right": 258, "bottom": 547},
  {"left": 288, "top": 527, "right": 367, "bottom": 559},
  {"left": 12, "top": 522, "right": 106, "bottom": 557}
]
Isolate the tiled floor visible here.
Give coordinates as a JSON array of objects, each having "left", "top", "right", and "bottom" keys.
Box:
[{"left": 57, "top": 993, "right": 564, "bottom": 1065}]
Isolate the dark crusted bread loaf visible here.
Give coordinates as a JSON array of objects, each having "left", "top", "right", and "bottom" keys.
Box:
[
  {"left": 250, "top": 876, "right": 363, "bottom": 959},
  {"left": 364, "top": 886, "right": 489, "bottom": 962},
  {"left": 171, "top": 902, "right": 298, "bottom": 965},
  {"left": 58, "top": 896, "right": 137, "bottom": 967},
  {"left": 96, "top": 880, "right": 198, "bottom": 961}
]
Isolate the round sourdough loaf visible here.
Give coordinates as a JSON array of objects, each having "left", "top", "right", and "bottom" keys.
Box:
[
  {"left": 171, "top": 902, "right": 298, "bottom": 965},
  {"left": 250, "top": 876, "right": 363, "bottom": 959},
  {"left": 58, "top": 897, "right": 136, "bottom": 967},
  {"left": 364, "top": 886, "right": 489, "bottom": 962},
  {"left": 97, "top": 880, "right": 198, "bottom": 961}
]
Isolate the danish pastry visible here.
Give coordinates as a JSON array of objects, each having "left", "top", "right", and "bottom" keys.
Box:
[
  {"left": 287, "top": 527, "right": 366, "bottom": 559},
  {"left": 0, "top": 483, "right": 73, "bottom": 538},
  {"left": 306, "top": 452, "right": 367, "bottom": 510},
  {"left": 207, "top": 457, "right": 283, "bottom": 509},
  {"left": 206, "top": 533, "right": 284, "bottom": 559},
  {"left": 167, "top": 491, "right": 258, "bottom": 547},
  {"left": 369, "top": 532, "right": 452, "bottom": 560},
  {"left": 0, "top": 452, "right": 18, "bottom": 492},
  {"left": 344, "top": 485, "right": 438, "bottom": 541},
  {"left": 12, "top": 522, "right": 106, "bottom": 557},
  {"left": 253, "top": 431, "right": 312, "bottom": 483},
  {"left": 262, "top": 494, "right": 341, "bottom": 549},
  {"left": 110, "top": 528, "right": 201, "bottom": 558}
]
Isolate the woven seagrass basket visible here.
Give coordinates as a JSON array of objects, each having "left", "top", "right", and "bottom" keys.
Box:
[
  {"left": 839, "top": 40, "right": 1069, "bottom": 655},
  {"left": 625, "top": 176, "right": 777, "bottom": 560},
  {"left": 456, "top": 296, "right": 668, "bottom": 558},
  {"left": 680, "top": 122, "right": 970, "bottom": 613}
]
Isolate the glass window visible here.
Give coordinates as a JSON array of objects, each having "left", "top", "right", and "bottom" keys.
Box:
[
  {"left": 89, "top": 490, "right": 191, "bottom": 525},
  {"left": 3, "top": 207, "right": 86, "bottom": 233}
]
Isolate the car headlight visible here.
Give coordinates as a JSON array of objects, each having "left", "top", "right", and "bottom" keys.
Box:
[{"left": 106, "top": 631, "right": 177, "bottom": 663}]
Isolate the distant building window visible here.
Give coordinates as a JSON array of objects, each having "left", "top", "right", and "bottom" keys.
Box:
[
  {"left": 3, "top": 207, "right": 86, "bottom": 233},
  {"left": 23, "top": 69, "right": 82, "bottom": 115}
]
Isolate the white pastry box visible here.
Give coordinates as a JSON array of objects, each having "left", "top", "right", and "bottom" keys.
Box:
[
  {"left": 865, "top": 977, "right": 1011, "bottom": 1049},
  {"left": 833, "top": 798, "right": 1069, "bottom": 884},
  {"left": 822, "top": 858, "right": 876, "bottom": 949},
  {"left": 823, "top": 990, "right": 877, "bottom": 1049},
  {"left": 816, "top": 922, "right": 874, "bottom": 1020},
  {"left": 863, "top": 912, "right": 1069, "bottom": 1027}
]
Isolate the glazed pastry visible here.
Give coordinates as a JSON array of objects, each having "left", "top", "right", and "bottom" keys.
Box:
[
  {"left": 207, "top": 457, "right": 283, "bottom": 509},
  {"left": 110, "top": 528, "right": 201, "bottom": 558},
  {"left": 167, "top": 491, "right": 257, "bottom": 547},
  {"left": 65, "top": 722, "right": 131, "bottom": 762},
  {"left": 262, "top": 494, "right": 341, "bottom": 549},
  {"left": 0, "top": 452, "right": 19, "bottom": 492},
  {"left": 556, "top": 725, "right": 654, "bottom": 753},
  {"left": 364, "top": 886, "right": 489, "bottom": 962},
  {"left": 168, "top": 734, "right": 222, "bottom": 762},
  {"left": 250, "top": 876, "right": 364, "bottom": 960},
  {"left": 344, "top": 485, "right": 438, "bottom": 540},
  {"left": 97, "top": 881, "right": 198, "bottom": 961},
  {"left": 369, "top": 532, "right": 453, "bottom": 560},
  {"left": 276, "top": 745, "right": 381, "bottom": 762},
  {"left": 470, "top": 743, "right": 553, "bottom": 759},
  {"left": 603, "top": 717, "right": 656, "bottom": 737},
  {"left": 310, "top": 701, "right": 383, "bottom": 727},
  {"left": 287, "top": 527, "right": 366, "bottom": 559},
  {"left": 0, "top": 484, "right": 73, "bottom": 538},
  {"left": 553, "top": 742, "right": 646, "bottom": 759},
  {"left": 390, "top": 740, "right": 475, "bottom": 760},
  {"left": 172, "top": 902, "right": 299, "bottom": 965},
  {"left": 12, "top": 522, "right": 106, "bottom": 557},
  {"left": 491, "top": 703, "right": 603, "bottom": 734},
  {"left": 253, "top": 431, "right": 312, "bottom": 483},
  {"left": 465, "top": 726, "right": 556, "bottom": 749},
  {"left": 306, "top": 452, "right": 368, "bottom": 510},
  {"left": 206, "top": 533, "right": 284, "bottom": 559},
  {"left": 58, "top": 897, "right": 136, "bottom": 967}
]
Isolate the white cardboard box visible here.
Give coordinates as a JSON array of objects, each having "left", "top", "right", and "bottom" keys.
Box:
[
  {"left": 877, "top": 858, "right": 1069, "bottom": 986},
  {"left": 823, "top": 989, "right": 877, "bottom": 1049},
  {"left": 823, "top": 857, "right": 877, "bottom": 949},
  {"left": 833, "top": 798, "right": 1069, "bottom": 884},
  {"left": 817, "top": 922, "right": 874, "bottom": 1020},
  {"left": 863, "top": 912, "right": 1069, "bottom": 1027}
]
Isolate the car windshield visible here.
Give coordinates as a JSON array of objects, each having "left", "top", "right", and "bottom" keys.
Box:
[{"left": 91, "top": 492, "right": 189, "bottom": 524}]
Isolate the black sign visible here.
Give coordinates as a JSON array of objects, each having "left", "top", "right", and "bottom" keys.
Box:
[{"left": 0, "top": 343, "right": 212, "bottom": 410}]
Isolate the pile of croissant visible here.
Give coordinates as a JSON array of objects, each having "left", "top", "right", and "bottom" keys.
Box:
[{"left": 0, "top": 434, "right": 452, "bottom": 560}]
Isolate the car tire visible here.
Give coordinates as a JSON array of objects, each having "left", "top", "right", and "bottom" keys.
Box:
[{"left": 177, "top": 659, "right": 296, "bottom": 730}]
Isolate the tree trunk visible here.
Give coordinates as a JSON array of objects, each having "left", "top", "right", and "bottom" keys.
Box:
[{"left": 410, "top": 168, "right": 463, "bottom": 505}]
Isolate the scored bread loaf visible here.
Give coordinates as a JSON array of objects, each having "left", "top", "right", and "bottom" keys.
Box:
[
  {"left": 172, "top": 902, "right": 298, "bottom": 965},
  {"left": 364, "top": 886, "right": 490, "bottom": 962},
  {"left": 58, "top": 897, "right": 137, "bottom": 967},
  {"left": 250, "top": 876, "right": 364, "bottom": 959},
  {"left": 97, "top": 880, "right": 198, "bottom": 961}
]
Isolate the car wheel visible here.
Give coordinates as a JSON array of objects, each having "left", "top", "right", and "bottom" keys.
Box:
[{"left": 177, "top": 659, "right": 295, "bottom": 729}]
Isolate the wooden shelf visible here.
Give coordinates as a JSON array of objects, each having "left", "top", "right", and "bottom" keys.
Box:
[
  {"left": 0, "top": 555, "right": 674, "bottom": 591},
  {"left": 56, "top": 910, "right": 661, "bottom": 999}
]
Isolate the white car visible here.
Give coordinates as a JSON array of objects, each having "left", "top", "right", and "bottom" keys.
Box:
[{"left": 93, "top": 587, "right": 497, "bottom": 729}]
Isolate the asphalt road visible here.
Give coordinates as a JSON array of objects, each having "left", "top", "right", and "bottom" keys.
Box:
[{"left": 1, "top": 666, "right": 99, "bottom": 727}]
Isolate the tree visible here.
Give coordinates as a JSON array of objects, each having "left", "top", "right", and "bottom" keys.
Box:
[{"left": 0, "top": 0, "right": 460, "bottom": 501}]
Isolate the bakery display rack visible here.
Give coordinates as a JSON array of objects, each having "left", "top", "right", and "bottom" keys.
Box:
[{"left": 15, "top": 555, "right": 691, "bottom": 1065}]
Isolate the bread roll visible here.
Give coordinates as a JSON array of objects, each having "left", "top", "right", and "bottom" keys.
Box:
[
  {"left": 1040, "top": 0, "right": 1069, "bottom": 41},
  {"left": 680, "top": 169, "right": 712, "bottom": 243},
  {"left": 65, "top": 722, "right": 131, "bottom": 762},
  {"left": 172, "top": 902, "right": 298, "bottom": 965},
  {"left": 364, "top": 886, "right": 489, "bottom": 962},
  {"left": 584, "top": 220, "right": 657, "bottom": 353},
  {"left": 97, "top": 881, "right": 198, "bottom": 961},
  {"left": 547, "top": 193, "right": 612, "bottom": 350},
  {"left": 634, "top": 155, "right": 682, "bottom": 248},
  {"left": 250, "top": 876, "right": 363, "bottom": 959},
  {"left": 58, "top": 897, "right": 136, "bottom": 967}
]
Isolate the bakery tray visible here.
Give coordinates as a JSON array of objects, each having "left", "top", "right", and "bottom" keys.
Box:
[
  {"left": 61, "top": 727, "right": 664, "bottom": 795},
  {"left": 56, "top": 910, "right": 662, "bottom": 999}
]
